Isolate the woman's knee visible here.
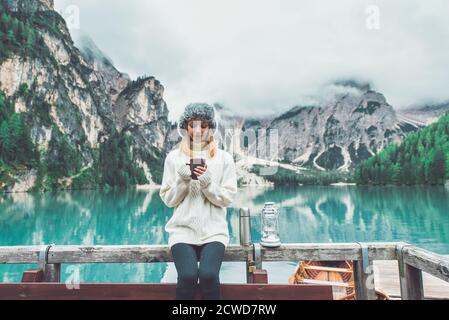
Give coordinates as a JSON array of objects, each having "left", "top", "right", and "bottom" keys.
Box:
[
  {"left": 178, "top": 270, "right": 199, "bottom": 285},
  {"left": 199, "top": 269, "right": 219, "bottom": 284}
]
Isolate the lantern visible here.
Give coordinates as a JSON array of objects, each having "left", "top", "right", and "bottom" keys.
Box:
[{"left": 260, "top": 202, "right": 281, "bottom": 248}]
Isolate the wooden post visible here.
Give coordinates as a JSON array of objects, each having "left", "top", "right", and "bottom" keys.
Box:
[
  {"left": 253, "top": 270, "right": 268, "bottom": 284},
  {"left": 353, "top": 243, "right": 376, "bottom": 300},
  {"left": 39, "top": 244, "right": 61, "bottom": 283},
  {"left": 43, "top": 264, "right": 61, "bottom": 283},
  {"left": 399, "top": 263, "right": 424, "bottom": 300},
  {"left": 246, "top": 244, "right": 263, "bottom": 284},
  {"left": 397, "top": 244, "right": 424, "bottom": 300},
  {"left": 246, "top": 258, "right": 255, "bottom": 284}
]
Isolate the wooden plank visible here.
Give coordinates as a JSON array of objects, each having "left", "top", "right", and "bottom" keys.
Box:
[
  {"left": 22, "top": 270, "right": 44, "bottom": 283},
  {"left": 0, "top": 243, "right": 398, "bottom": 264},
  {"left": 403, "top": 246, "right": 449, "bottom": 283},
  {"left": 374, "top": 259, "right": 449, "bottom": 300},
  {"left": 47, "top": 244, "right": 250, "bottom": 264},
  {"left": 47, "top": 245, "right": 175, "bottom": 264},
  {"left": 0, "top": 246, "right": 41, "bottom": 264},
  {"left": 303, "top": 266, "right": 352, "bottom": 273},
  {"left": 300, "top": 279, "right": 350, "bottom": 287},
  {"left": 0, "top": 283, "right": 334, "bottom": 300},
  {"left": 253, "top": 270, "right": 268, "bottom": 284},
  {"left": 260, "top": 243, "right": 398, "bottom": 262}
]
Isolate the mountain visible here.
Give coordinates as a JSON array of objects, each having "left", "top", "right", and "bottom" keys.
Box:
[
  {"left": 217, "top": 82, "right": 424, "bottom": 173},
  {"left": 398, "top": 101, "right": 449, "bottom": 126},
  {"left": 0, "top": 0, "right": 170, "bottom": 192},
  {"left": 4, "top": 0, "right": 53, "bottom": 12},
  {"left": 355, "top": 113, "right": 449, "bottom": 185}
]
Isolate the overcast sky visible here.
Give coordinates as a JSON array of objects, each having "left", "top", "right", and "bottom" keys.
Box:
[{"left": 55, "top": 0, "right": 449, "bottom": 122}]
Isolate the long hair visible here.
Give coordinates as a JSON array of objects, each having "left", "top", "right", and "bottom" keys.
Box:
[{"left": 179, "top": 131, "right": 218, "bottom": 159}]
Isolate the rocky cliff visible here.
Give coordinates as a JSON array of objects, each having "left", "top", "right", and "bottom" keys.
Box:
[{"left": 0, "top": 0, "right": 170, "bottom": 192}]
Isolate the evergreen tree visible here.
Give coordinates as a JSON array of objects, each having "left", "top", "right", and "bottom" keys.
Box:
[
  {"left": 6, "top": 29, "right": 14, "bottom": 42},
  {"left": 0, "top": 120, "right": 12, "bottom": 161},
  {"left": 429, "top": 148, "right": 446, "bottom": 185},
  {"left": 392, "top": 163, "right": 401, "bottom": 185},
  {"left": 25, "top": 28, "right": 35, "bottom": 51},
  {"left": 47, "top": 125, "right": 81, "bottom": 179},
  {"left": 356, "top": 113, "right": 449, "bottom": 185}
]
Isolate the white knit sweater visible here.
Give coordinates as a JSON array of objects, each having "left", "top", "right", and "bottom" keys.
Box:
[{"left": 159, "top": 148, "right": 238, "bottom": 249}]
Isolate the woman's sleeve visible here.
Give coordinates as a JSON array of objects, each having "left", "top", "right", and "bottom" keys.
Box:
[
  {"left": 197, "top": 154, "right": 238, "bottom": 207},
  {"left": 159, "top": 156, "right": 191, "bottom": 208}
]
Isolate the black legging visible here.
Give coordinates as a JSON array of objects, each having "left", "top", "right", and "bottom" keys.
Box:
[{"left": 170, "top": 241, "right": 225, "bottom": 300}]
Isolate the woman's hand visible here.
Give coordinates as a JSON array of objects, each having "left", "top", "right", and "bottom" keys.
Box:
[{"left": 194, "top": 164, "right": 207, "bottom": 178}]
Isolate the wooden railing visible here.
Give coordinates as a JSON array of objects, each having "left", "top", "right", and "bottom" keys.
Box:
[
  {"left": 0, "top": 207, "right": 448, "bottom": 300},
  {"left": 1, "top": 242, "right": 448, "bottom": 300}
]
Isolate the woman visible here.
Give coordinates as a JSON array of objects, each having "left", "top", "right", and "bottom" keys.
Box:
[{"left": 159, "top": 103, "right": 238, "bottom": 300}]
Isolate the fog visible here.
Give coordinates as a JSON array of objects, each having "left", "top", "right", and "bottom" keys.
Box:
[{"left": 55, "top": 0, "right": 449, "bottom": 121}]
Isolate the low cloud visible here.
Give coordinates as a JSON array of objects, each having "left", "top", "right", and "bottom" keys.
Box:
[{"left": 55, "top": 0, "right": 449, "bottom": 121}]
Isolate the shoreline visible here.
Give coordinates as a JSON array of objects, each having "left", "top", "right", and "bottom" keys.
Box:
[
  {"left": 330, "top": 182, "right": 357, "bottom": 186},
  {"left": 2, "top": 182, "right": 448, "bottom": 194},
  {"left": 136, "top": 184, "right": 162, "bottom": 190}
]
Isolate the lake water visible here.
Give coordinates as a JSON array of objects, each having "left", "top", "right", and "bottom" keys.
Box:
[{"left": 1, "top": 186, "right": 448, "bottom": 283}]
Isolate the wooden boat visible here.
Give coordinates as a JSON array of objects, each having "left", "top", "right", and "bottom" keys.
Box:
[{"left": 288, "top": 260, "right": 390, "bottom": 300}]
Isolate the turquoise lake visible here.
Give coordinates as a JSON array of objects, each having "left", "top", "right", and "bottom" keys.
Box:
[{"left": 1, "top": 186, "right": 448, "bottom": 283}]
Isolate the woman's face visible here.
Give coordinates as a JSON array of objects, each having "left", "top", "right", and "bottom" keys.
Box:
[{"left": 187, "top": 118, "right": 211, "bottom": 142}]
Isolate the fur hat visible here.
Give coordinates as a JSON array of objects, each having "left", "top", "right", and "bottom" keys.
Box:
[{"left": 177, "top": 103, "right": 218, "bottom": 137}]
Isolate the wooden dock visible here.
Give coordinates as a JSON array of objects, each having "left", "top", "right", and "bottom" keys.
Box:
[
  {"left": 0, "top": 242, "right": 448, "bottom": 300},
  {"left": 160, "top": 259, "right": 449, "bottom": 299},
  {"left": 374, "top": 259, "right": 449, "bottom": 299}
]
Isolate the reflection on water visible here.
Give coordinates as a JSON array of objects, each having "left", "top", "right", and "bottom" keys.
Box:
[{"left": 1, "top": 186, "right": 448, "bottom": 283}]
